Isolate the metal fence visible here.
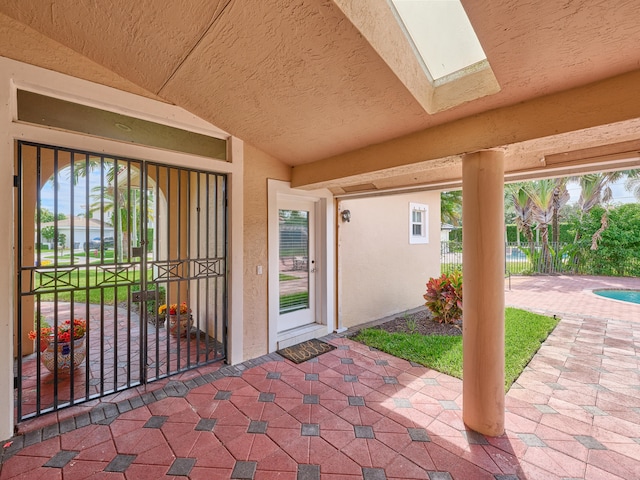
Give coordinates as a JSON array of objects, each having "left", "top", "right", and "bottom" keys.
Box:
[{"left": 441, "top": 241, "right": 640, "bottom": 277}]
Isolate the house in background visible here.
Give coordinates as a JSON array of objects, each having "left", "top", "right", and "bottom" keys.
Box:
[
  {"left": 37, "top": 217, "right": 114, "bottom": 250},
  {"left": 440, "top": 223, "right": 456, "bottom": 243},
  {"left": 1, "top": 1, "right": 640, "bottom": 439}
]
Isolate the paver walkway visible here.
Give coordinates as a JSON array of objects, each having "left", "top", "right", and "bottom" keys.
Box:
[
  {"left": 1, "top": 276, "right": 639, "bottom": 479},
  {"left": 505, "top": 275, "right": 640, "bottom": 322}
]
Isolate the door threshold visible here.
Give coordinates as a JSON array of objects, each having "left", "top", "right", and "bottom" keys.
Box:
[{"left": 276, "top": 323, "right": 328, "bottom": 350}]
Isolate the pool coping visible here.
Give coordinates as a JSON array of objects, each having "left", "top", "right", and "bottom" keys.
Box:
[{"left": 588, "top": 287, "right": 640, "bottom": 305}]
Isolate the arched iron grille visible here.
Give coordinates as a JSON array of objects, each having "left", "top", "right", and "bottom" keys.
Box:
[{"left": 15, "top": 141, "right": 227, "bottom": 421}]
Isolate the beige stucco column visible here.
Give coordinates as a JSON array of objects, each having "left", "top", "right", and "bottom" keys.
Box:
[{"left": 462, "top": 149, "right": 505, "bottom": 436}]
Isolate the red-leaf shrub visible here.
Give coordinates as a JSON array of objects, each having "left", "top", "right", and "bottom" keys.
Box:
[{"left": 423, "top": 272, "right": 463, "bottom": 324}]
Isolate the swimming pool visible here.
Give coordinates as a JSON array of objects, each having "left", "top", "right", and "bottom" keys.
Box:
[{"left": 593, "top": 289, "right": 640, "bottom": 304}]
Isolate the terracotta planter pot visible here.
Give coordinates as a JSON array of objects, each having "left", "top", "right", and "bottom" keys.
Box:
[
  {"left": 169, "top": 314, "right": 193, "bottom": 337},
  {"left": 41, "top": 336, "right": 86, "bottom": 374}
]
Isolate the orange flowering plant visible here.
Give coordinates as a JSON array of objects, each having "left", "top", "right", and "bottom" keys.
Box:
[
  {"left": 29, "top": 318, "right": 87, "bottom": 350},
  {"left": 158, "top": 302, "right": 190, "bottom": 317}
]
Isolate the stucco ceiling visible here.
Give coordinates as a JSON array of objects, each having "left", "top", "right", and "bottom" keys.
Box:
[{"left": 1, "top": 0, "right": 640, "bottom": 191}]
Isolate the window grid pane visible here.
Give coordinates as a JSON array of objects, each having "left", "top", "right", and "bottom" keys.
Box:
[
  {"left": 279, "top": 209, "right": 309, "bottom": 314},
  {"left": 409, "top": 202, "right": 429, "bottom": 245}
]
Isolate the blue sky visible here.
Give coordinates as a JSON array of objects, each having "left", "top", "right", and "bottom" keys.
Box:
[
  {"left": 40, "top": 167, "right": 637, "bottom": 217},
  {"left": 40, "top": 167, "right": 106, "bottom": 217},
  {"left": 566, "top": 177, "right": 637, "bottom": 205}
]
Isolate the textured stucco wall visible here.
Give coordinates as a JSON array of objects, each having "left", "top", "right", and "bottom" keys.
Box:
[
  {"left": 338, "top": 191, "right": 441, "bottom": 327},
  {"left": 243, "top": 143, "right": 291, "bottom": 359},
  {"left": 0, "top": 55, "right": 240, "bottom": 441},
  {"left": 0, "top": 12, "right": 160, "bottom": 100}
]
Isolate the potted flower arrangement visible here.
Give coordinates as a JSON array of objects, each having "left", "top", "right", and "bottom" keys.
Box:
[
  {"left": 29, "top": 318, "right": 87, "bottom": 373},
  {"left": 158, "top": 302, "right": 193, "bottom": 337}
]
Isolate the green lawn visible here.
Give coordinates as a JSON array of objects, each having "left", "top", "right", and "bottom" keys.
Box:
[
  {"left": 279, "top": 291, "right": 309, "bottom": 312},
  {"left": 279, "top": 273, "right": 299, "bottom": 281},
  {"left": 74, "top": 250, "right": 115, "bottom": 259},
  {"left": 354, "top": 307, "right": 558, "bottom": 390},
  {"left": 39, "top": 250, "right": 116, "bottom": 266},
  {"left": 35, "top": 268, "right": 147, "bottom": 305},
  {"left": 443, "top": 262, "right": 533, "bottom": 275}
]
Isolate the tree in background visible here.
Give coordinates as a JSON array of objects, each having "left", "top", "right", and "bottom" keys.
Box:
[
  {"left": 443, "top": 169, "right": 639, "bottom": 276},
  {"left": 37, "top": 207, "right": 66, "bottom": 223},
  {"left": 58, "top": 233, "right": 66, "bottom": 253},
  {"left": 89, "top": 163, "right": 135, "bottom": 262},
  {"left": 624, "top": 171, "right": 640, "bottom": 202},
  {"left": 440, "top": 190, "right": 462, "bottom": 226},
  {"left": 505, "top": 182, "right": 535, "bottom": 257},
  {"left": 68, "top": 158, "right": 146, "bottom": 262},
  {"left": 575, "top": 173, "right": 616, "bottom": 219},
  {"left": 571, "top": 203, "right": 640, "bottom": 276},
  {"left": 40, "top": 225, "right": 56, "bottom": 246},
  {"left": 526, "top": 179, "right": 557, "bottom": 272},
  {"left": 566, "top": 171, "right": 629, "bottom": 270},
  {"left": 551, "top": 178, "right": 570, "bottom": 245},
  {"left": 501, "top": 170, "right": 638, "bottom": 275},
  {"left": 39, "top": 226, "right": 66, "bottom": 252}
]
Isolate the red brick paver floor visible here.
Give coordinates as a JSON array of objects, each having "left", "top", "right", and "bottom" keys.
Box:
[
  {"left": 17, "top": 302, "right": 223, "bottom": 421},
  {"left": 1, "top": 276, "right": 639, "bottom": 479}
]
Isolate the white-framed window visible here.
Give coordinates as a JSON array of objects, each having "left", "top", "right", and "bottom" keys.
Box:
[{"left": 409, "top": 202, "right": 429, "bottom": 244}]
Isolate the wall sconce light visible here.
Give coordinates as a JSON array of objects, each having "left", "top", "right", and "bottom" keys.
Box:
[{"left": 341, "top": 209, "right": 351, "bottom": 223}]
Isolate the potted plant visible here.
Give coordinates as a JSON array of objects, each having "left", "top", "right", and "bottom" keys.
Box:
[
  {"left": 158, "top": 302, "right": 193, "bottom": 337},
  {"left": 29, "top": 318, "right": 87, "bottom": 373}
]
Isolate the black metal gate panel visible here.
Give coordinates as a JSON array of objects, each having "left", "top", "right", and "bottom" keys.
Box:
[{"left": 15, "top": 141, "right": 227, "bottom": 421}]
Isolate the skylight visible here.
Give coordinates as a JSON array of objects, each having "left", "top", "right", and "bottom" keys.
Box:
[{"left": 389, "top": 0, "right": 487, "bottom": 81}]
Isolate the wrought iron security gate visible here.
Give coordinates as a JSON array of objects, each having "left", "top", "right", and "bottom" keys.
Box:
[{"left": 15, "top": 141, "right": 227, "bottom": 421}]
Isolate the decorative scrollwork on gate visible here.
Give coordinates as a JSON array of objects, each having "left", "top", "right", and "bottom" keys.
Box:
[
  {"left": 192, "top": 258, "right": 225, "bottom": 278},
  {"left": 151, "top": 260, "right": 189, "bottom": 281},
  {"left": 31, "top": 267, "right": 80, "bottom": 293},
  {"left": 94, "top": 264, "right": 138, "bottom": 286}
]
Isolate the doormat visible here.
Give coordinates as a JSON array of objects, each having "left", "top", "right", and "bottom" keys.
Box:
[{"left": 277, "top": 338, "right": 336, "bottom": 364}]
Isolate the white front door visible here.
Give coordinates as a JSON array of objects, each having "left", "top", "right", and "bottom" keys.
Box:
[{"left": 277, "top": 198, "right": 316, "bottom": 332}]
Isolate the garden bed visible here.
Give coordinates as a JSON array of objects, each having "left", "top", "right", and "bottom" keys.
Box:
[
  {"left": 357, "top": 309, "right": 461, "bottom": 337},
  {"left": 351, "top": 307, "right": 558, "bottom": 390}
]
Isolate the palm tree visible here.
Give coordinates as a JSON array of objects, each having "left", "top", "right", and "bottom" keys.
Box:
[
  {"left": 505, "top": 182, "right": 535, "bottom": 257},
  {"left": 551, "top": 178, "right": 570, "bottom": 246},
  {"left": 568, "top": 170, "right": 636, "bottom": 271},
  {"left": 68, "top": 155, "right": 119, "bottom": 186},
  {"left": 88, "top": 162, "right": 142, "bottom": 262},
  {"left": 576, "top": 173, "right": 614, "bottom": 217},
  {"left": 624, "top": 171, "right": 640, "bottom": 201},
  {"left": 575, "top": 170, "right": 640, "bottom": 215},
  {"left": 89, "top": 186, "right": 125, "bottom": 260},
  {"left": 572, "top": 171, "right": 631, "bottom": 245},
  {"left": 70, "top": 158, "right": 153, "bottom": 261},
  {"left": 526, "top": 180, "right": 556, "bottom": 272}
]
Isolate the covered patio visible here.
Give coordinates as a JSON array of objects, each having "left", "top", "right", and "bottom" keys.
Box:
[
  {"left": 2, "top": 277, "right": 639, "bottom": 479},
  {"left": 1, "top": 0, "right": 640, "bottom": 467}
]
